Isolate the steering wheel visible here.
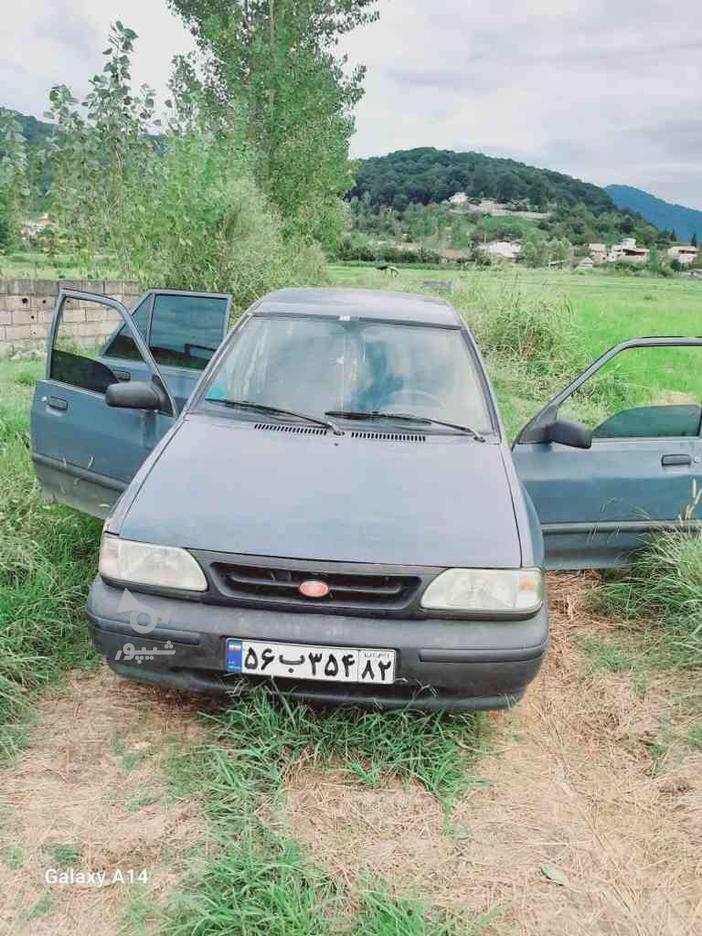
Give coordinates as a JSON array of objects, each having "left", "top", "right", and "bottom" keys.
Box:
[{"left": 382, "top": 388, "right": 443, "bottom": 409}]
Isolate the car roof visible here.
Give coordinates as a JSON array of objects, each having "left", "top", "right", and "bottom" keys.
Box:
[{"left": 253, "top": 287, "right": 462, "bottom": 327}]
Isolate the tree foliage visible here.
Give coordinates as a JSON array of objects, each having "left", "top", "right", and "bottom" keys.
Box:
[
  {"left": 350, "top": 147, "right": 614, "bottom": 213},
  {"left": 168, "top": 0, "right": 378, "bottom": 247},
  {"left": 42, "top": 22, "right": 324, "bottom": 302},
  {"left": 0, "top": 111, "right": 29, "bottom": 251},
  {"left": 347, "top": 147, "right": 666, "bottom": 249}
]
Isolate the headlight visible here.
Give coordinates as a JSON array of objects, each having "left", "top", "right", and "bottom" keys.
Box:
[
  {"left": 99, "top": 536, "right": 207, "bottom": 592},
  {"left": 420, "top": 568, "right": 543, "bottom": 613}
]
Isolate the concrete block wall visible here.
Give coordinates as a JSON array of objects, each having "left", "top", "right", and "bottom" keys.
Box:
[{"left": 0, "top": 279, "right": 141, "bottom": 354}]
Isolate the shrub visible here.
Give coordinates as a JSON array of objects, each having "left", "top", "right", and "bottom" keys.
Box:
[
  {"left": 118, "top": 130, "right": 326, "bottom": 308},
  {"left": 456, "top": 282, "right": 580, "bottom": 382}
]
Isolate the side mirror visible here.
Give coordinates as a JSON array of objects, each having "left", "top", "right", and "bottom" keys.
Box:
[
  {"left": 105, "top": 380, "right": 166, "bottom": 412},
  {"left": 544, "top": 418, "right": 592, "bottom": 449}
]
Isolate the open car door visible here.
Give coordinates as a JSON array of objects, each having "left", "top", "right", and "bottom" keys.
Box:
[
  {"left": 31, "top": 290, "right": 191, "bottom": 518},
  {"left": 512, "top": 337, "right": 702, "bottom": 569},
  {"left": 95, "top": 289, "right": 231, "bottom": 411}
]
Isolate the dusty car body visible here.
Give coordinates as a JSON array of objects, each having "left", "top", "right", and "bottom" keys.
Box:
[{"left": 30, "top": 287, "right": 702, "bottom": 709}]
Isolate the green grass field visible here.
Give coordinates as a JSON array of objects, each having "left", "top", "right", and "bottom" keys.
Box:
[
  {"left": 330, "top": 264, "right": 702, "bottom": 351},
  {"left": 0, "top": 249, "right": 122, "bottom": 281}
]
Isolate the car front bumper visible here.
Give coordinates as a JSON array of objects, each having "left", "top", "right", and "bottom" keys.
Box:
[{"left": 87, "top": 577, "right": 548, "bottom": 711}]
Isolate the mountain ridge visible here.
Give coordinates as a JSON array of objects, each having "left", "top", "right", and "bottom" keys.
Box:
[
  {"left": 605, "top": 185, "right": 701, "bottom": 243},
  {"left": 6, "top": 109, "right": 698, "bottom": 248}
]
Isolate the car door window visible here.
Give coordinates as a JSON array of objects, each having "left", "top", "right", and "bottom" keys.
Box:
[
  {"left": 50, "top": 296, "right": 128, "bottom": 393},
  {"left": 101, "top": 292, "right": 229, "bottom": 371},
  {"left": 149, "top": 294, "right": 229, "bottom": 370},
  {"left": 558, "top": 346, "right": 701, "bottom": 439},
  {"left": 100, "top": 296, "right": 150, "bottom": 362}
]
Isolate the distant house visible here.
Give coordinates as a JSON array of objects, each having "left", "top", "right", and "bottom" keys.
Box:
[
  {"left": 608, "top": 237, "right": 649, "bottom": 263},
  {"left": 480, "top": 240, "right": 522, "bottom": 262},
  {"left": 446, "top": 194, "right": 549, "bottom": 220},
  {"left": 577, "top": 256, "right": 595, "bottom": 271},
  {"left": 20, "top": 212, "right": 51, "bottom": 242},
  {"left": 668, "top": 244, "right": 699, "bottom": 266},
  {"left": 588, "top": 243, "right": 607, "bottom": 263},
  {"left": 448, "top": 192, "right": 469, "bottom": 206}
]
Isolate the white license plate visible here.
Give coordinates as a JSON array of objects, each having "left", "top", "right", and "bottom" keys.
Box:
[{"left": 225, "top": 638, "right": 396, "bottom": 684}]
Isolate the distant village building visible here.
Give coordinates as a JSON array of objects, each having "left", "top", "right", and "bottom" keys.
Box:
[
  {"left": 448, "top": 192, "right": 469, "bottom": 206},
  {"left": 588, "top": 243, "right": 607, "bottom": 263},
  {"left": 577, "top": 256, "right": 595, "bottom": 271},
  {"left": 20, "top": 213, "right": 51, "bottom": 242},
  {"left": 480, "top": 240, "right": 522, "bottom": 262},
  {"left": 608, "top": 237, "right": 649, "bottom": 264},
  {"left": 447, "top": 193, "right": 550, "bottom": 220},
  {"left": 668, "top": 244, "right": 699, "bottom": 266}
]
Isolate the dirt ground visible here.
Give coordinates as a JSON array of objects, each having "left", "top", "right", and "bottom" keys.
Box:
[
  {"left": 0, "top": 671, "right": 205, "bottom": 936},
  {"left": 0, "top": 574, "right": 700, "bottom": 935},
  {"left": 285, "top": 574, "right": 702, "bottom": 935}
]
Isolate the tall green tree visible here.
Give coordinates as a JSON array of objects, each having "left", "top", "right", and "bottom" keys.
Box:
[
  {"left": 45, "top": 22, "right": 158, "bottom": 264},
  {"left": 168, "top": 0, "right": 379, "bottom": 247},
  {"left": 0, "top": 111, "right": 29, "bottom": 251}
]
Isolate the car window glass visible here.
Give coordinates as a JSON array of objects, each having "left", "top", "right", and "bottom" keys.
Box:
[
  {"left": 559, "top": 346, "right": 701, "bottom": 439},
  {"left": 203, "top": 315, "right": 493, "bottom": 431},
  {"left": 50, "top": 298, "right": 145, "bottom": 394},
  {"left": 101, "top": 296, "right": 150, "bottom": 361},
  {"left": 149, "top": 295, "right": 228, "bottom": 370}
]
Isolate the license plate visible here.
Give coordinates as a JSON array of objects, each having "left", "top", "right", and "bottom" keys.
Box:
[{"left": 225, "top": 638, "right": 396, "bottom": 684}]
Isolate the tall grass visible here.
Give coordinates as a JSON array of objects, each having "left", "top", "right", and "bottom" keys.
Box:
[
  {"left": 0, "top": 360, "right": 101, "bottom": 758},
  {"left": 592, "top": 530, "right": 702, "bottom": 669},
  {"left": 449, "top": 278, "right": 584, "bottom": 437}
]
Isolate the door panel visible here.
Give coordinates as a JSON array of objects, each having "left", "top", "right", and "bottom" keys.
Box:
[
  {"left": 98, "top": 290, "right": 231, "bottom": 410},
  {"left": 513, "top": 338, "right": 702, "bottom": 569},
  {"left": 31, "top": 290, "right": 178, "bottom": 518}
]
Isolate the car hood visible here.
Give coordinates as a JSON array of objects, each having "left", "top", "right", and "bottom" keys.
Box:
[{"left": 119, "top": 415, "right": 522, "bottom": 567}]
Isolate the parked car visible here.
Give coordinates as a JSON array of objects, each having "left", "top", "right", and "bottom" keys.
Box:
[{"left": 30, "top": 287, "right": 702, "bottom": 709}]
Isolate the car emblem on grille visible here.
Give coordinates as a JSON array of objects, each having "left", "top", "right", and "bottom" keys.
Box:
[{"left": 298, "top": 580, "right": 329, "bottom": 598}]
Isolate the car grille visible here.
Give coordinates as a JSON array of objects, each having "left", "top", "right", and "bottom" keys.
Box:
[{"left": 202, "top": 555, "right": 426, "bottom": 616}]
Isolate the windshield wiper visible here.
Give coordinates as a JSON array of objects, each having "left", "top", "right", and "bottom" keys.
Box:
[
  {"left": 325, "top": 410, "right": 485, "bottom": 441},
  {"left": 209, "top": 399, "right": 343, "bottom": 435}
]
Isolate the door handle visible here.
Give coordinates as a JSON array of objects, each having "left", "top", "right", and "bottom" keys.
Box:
[
  {"left": 662, "top": 454, "right": 692, "bottom": 467},
  {"left": 47, "top": 396, "right": 68, "bottom": 412},
  {"left": 112, "top": 369, "right": 132, "bottom": 382}
]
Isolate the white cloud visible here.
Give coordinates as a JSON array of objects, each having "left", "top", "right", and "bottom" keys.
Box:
[{"left": 0, "top": 1, "right": 194, "bottom": 118}]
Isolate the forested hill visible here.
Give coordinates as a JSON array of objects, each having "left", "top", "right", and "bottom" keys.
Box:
[
  {"left": 349, "top": 147, "right": 615, "bottom": 213},
  {"left": 2, "top": 109, "right": 54, "bottom": 147},
  {"left": 606, "top": 185, "right": 701, "bottom": 244}
]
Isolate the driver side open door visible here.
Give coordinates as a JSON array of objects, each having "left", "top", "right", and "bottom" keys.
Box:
[
  {"left": 31, "top": 290, "right": 183, "bottom": 518},
  {"left": 512, "top": 337, "right": 702, "bottom": 569}
]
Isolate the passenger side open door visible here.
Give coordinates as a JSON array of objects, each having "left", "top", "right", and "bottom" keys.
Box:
[
  {"left": 31, "top": 290, "right": 186, "bottom": 518},
  {"left": 512, "top": 337, "right": 702, "bottom": 569}
]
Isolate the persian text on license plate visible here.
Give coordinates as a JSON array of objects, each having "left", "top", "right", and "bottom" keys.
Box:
[{"left": 225, "top": 639, "right": 396, "bottom": 684}]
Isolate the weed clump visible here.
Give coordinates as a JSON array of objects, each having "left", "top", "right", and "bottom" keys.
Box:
[{"left": 592, "top": 530, "right": 702, "bottom": 669}]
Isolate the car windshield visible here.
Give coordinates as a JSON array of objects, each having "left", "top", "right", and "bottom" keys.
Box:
[{"left": 201, "top": 315, "right": 493, "bottom": 433}]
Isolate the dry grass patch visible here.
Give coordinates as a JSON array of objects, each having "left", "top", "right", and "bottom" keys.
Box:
[
  {"left": 0, "top": 666, "right": 206, "bottom": 935},
  {"left": 284, "top": 573, "right": 702, "bottom": 936}
]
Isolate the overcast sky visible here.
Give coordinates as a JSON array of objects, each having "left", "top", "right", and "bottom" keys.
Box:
[{"left": 1, "top": 1, "right": 700, "bottom": 207}]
